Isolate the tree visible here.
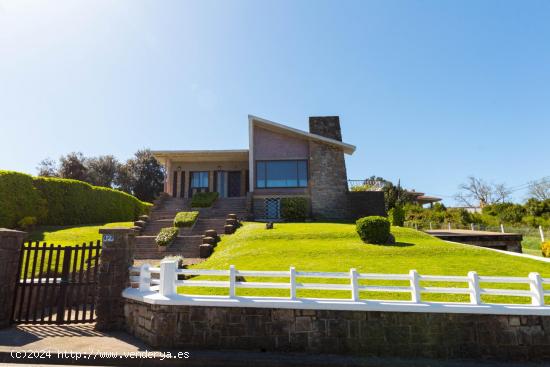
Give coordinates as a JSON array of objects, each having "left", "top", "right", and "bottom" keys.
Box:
[
  {"left": 117, "top": 149, "right": 164, "bottom": 202},
  {"left": 383, "top": 180, "right": 414, "bottom": 211},
  {"left": 528, "top": 178, "right": 550, "bottom": 201},
  {"left": 86, "top": 155, "right": 120, "bottom": 187},
  {"left": 59, "top": 152, "right": 88, "bottom": 181},
  {"left": 455, "top": 176, "right": 510, "bottom": 207},
  {"left": 36, "top": 158, "right": 59, "bottom": 177}
]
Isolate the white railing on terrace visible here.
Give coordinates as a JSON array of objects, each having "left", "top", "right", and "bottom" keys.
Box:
[{"left": 125, "top": 260, "right": 550, "bottom": 315}]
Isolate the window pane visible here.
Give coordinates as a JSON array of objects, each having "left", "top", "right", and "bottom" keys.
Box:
[
  {"left": 266, "top": 161, "right": 297, "bottom": 187},
  {"left": 256, "top": 162, "right": 266, "bottom": 188},
  {"left": 297, "top": 161, "right": 308, "bottom": 187},
  {"left": 191, "top": 172, "right": 209, "bottom": 188}
]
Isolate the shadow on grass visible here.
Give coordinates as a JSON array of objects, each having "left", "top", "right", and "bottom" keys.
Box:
[
  {"left": 366, "top": 242, "right": 415, "bottom": 248},
  {"left": 27, "top": 224, "right": 101, "bottom": 242}
]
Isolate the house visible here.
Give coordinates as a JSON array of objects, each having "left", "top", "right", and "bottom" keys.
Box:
[
  {"left": 152, "top": 115, "right": 384, "bottom": 220},
  {"left": 407, "top": 190, "right": 442, "bottom": 208}
]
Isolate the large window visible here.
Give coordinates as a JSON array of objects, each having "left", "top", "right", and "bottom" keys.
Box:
[
  {"left": 256, "top": 160, "right": 308, "bottom": 188},
  {"left": 191, "top": 171, "right": 209, "bottom": 188}
]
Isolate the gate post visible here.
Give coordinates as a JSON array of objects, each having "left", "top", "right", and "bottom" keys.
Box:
[
  {"left": 0, "top": 229, "right": 27, "bottom": 329},
  {"left": 95, "top": 227, "right": 136, "bottom": 331}
]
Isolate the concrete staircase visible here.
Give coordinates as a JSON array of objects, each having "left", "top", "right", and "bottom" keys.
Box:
[{"left": 134, "top": 196, "right": 248, "bottom": 261}]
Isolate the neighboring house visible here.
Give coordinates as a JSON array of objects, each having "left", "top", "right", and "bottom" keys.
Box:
[
  {"left": 152, "top": 115, "right": 384, "bottom": 220},
  {"left": 407, "top": 190, "right": 443, "bottom": 208}
]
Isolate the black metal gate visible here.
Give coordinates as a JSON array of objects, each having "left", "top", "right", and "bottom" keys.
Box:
[{"left": 12, "top": 241, "right": 101, "bottom": 324}]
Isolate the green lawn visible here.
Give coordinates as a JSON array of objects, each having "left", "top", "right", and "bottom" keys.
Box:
[
  {"left": 186, "top": 222, "right": 550, "bottom": 304},
  {"left": 28, "top": 222, "right": 134, "bottom": 246},
  {"left": 522, "top": 235, "right": 544, "bottom": 257},
  {"left": 21, "top": 222, "right": 134, "bottom": 277}
]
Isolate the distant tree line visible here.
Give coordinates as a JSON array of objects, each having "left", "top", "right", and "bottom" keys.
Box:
[{"left": 36, "top": 149, "right": 164, "bottom": 202}]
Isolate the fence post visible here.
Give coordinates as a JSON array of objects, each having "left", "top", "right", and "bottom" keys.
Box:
[
  {"left": 289, "top": 266, "right": 296, "bottom": 300},
  {"left": 529, "top": 272, "right": 544, "bottom": 306},
  {"left": 0, "top": 229, "right": 26, "bottom": 329},
  {"left": 96, "top": 227, "right": 136, "bottom": 331},
  {"left": 500, "top": 223, "right": 505, "bottom": 233},
  {"left": 229, "top": 265, "right": 236, "bottom": 298},
  {"left": 448, "top": 222, "right": 451, "bottom": 230},
  {"left": 467, "top": 271, "right": 481, "bottom": 305},
  {"left": 139, "top": 264, "right": 151, "bottom": 292},
  {"left": 471, "top": 223, "right": 475, "bottom": 231},
  {"left": 350, "top": 268, "right": 359, "bottom": 301},
  {"left": 540, "top": 226, "right": 545, "bottom": 243},
  {"left": 409, "top": 270, "right": 421, "bottom": 303},
  {"left": 159, "top": 259, "right": 177, "bottom": 297},
  {"left": 429, "top": 222, "right": 433, "bottom": 230}
]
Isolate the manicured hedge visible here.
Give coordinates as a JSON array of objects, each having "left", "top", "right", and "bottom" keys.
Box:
[
  {"left": 356, "top": 216, "right": 391, "bottom": 244},
  {"left": 191, "top": 192, "right": 218, "bottom": 208},
  {"left": 0, "top": 170, "right": 152, "bottom": 228},
  {"left": 174, "top": 211, "right": 199, "bottom": 228},
  {"left": 388, "top": 206, "right": 405, "bottom": 227},
  {"left": 281, "top": 197, "right": 309, "bottom": 221},
  {"left": 0, "top": 171, "right": 46, "bottom": 228},
  {"left": 156, "top": 227, "right": 179, "bottom": 246}
]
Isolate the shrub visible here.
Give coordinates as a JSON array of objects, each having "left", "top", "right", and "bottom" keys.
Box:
[
  {"left": 156, "top": 227, "right": 179, "bottom": 246},
  {"left": 542, "top": 241, "right": 550, "bottom": 258},
  {"left": 191, "top": 192, "right": 218, "bottom": 207},
  {"left": 17, "top": 216, "right": 37, "bottom": 230},
  {"left": 0, "top": 171, "right": 47, "bottom": 228},
  {"left": 281, "top": 197, "right": 308, "bottom": 221},
  {"left": 356, "top": 216, "right": 391, "bottom": 244},
  {"left": 32, "top": 177, "right": 152, "bottom": 225},
  {"left": 388, "top": 206, "right": 405, "bottom": 226},
  {"left": 174, "top": 211, "right": 199, "bottom": 228}
]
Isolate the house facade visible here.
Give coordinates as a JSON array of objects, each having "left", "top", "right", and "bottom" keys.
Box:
[{"left": 152, "top": 115, "right": 384, "bottom": 220}]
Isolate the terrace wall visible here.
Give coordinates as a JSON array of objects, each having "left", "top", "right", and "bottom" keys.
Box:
[{"left": 124, "top": 300, "right": 550, "bottom": 361}]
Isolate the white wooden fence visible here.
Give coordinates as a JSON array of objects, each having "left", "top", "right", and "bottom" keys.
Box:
[{"left": 124, "top": 259, "right": 550, "bottom": 315}]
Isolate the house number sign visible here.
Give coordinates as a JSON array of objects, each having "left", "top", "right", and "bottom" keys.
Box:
[{"left": 102, "top": 234, "right": 115, "bottom": 243}]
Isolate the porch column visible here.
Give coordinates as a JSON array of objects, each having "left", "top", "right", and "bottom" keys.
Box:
[
  {"left": 184, "top": 170, "right": 190, "bottom": 198},
  {"left": 165, "top": 160, "right": 172, "bottom": 196},
  {"left": 208, "top": 171, "right": 214, "bottom": 193},
  {"left": 240, "top": 169, "right": 247, "bottom": 196},
  {"left": 175, "top": 168, "right": 181, "bottom": 198}
]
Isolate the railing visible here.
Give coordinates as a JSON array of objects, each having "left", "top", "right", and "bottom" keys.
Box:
[
  {"left": 125, "top": 260, "right": 550, "bottom": 315},
  {"left": 348, "top": 179, "right": 387, "bottom": 191}
]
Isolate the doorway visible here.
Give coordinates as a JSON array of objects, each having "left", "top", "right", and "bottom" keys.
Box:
[{"left": 227, "top": 171, "right": 241, "bottom": 197}]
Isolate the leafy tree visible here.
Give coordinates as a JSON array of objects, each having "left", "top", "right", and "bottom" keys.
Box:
[
  {"left": 36, "top": 158, "right": 58, "bottom": 177},
  {"left": 119, "top": 149, "right": 164, "bottom": 202},
  {"left": 383, "top": 181, "right": 414, "bottom": 211},
  {"left": 59, "top": 152, "right": 88, "bottom": 181},
  {"left": 86, "top": 155, "right": 120, "bottom": 187}
]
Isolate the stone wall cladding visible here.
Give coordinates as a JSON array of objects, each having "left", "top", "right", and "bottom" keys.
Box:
[
  {"left": 124, "top": 300, "right": 550, "bottom": 361},
  {"left": 309, "top": 141, "right": 349, "bottom": 219},
  {"left": 0, "top": 229, "right": 26, "bottom": 328}
]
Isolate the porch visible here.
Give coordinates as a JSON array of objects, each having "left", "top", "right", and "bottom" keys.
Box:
[{"left": 152, "top": 150, "right": 250, "bottom": 199}]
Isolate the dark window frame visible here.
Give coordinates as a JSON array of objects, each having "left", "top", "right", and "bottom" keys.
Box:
[{"left": 255, "top": 160, "right": 308, "bottom": 189}]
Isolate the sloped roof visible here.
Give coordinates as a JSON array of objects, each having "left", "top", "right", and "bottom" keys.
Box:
[{"left": 248, "top": 115, "right": 356, "bottom": 155}]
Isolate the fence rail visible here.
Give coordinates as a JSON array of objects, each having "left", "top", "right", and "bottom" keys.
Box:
[
  {"left": 348, "top": 179, "right": 386, "bottom": 191},
  {"left": 126, "top": 261, "right": 550, "bottom": 314}
]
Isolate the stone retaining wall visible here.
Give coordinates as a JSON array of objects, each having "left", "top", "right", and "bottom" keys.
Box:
[{"left": 124, "top": 299, "right": 550, "bottom": 361}]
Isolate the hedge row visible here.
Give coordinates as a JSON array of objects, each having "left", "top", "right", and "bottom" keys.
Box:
[{"left": 0, "top": 170, "right": 152, "bottom": 228}]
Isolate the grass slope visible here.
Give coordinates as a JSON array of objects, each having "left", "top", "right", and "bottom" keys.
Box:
[
  {"left": 187, "top": 222, "right": 550, "bottom": 304},
  {"left": 28, "top": 222, "right": 134, "bottom": 246}
]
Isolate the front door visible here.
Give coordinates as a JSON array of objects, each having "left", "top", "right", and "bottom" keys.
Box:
[{"left": 227, "top": 171, "right": 241, "bottom": 197}]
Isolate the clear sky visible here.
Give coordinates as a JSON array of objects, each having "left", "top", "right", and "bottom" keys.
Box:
[{"left": 1, "top": 0, "right": 549, "bottom": 204}]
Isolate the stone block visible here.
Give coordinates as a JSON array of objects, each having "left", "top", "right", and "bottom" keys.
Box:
[
  {"left": 224, "top": 224, "right": 235, "bottom": 234},
  {"left": 199, "top": 244, "right": 213, "bottom": 258}
]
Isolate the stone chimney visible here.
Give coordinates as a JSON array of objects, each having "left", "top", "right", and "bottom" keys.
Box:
[{"left": 309, "top": 116, "right": 342, "bottom": 141}]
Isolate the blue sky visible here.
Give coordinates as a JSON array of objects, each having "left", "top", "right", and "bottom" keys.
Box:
[{"left": 1, "top": 0, "right": 549, "bottom": 204}]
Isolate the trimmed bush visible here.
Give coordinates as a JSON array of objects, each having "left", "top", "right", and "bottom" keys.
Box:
[
  {"left": 0, "top": 171, "right": 46, "bottom": 228},
  {"left": 281, "top": 197, "right": 308, "bottom": 221},
  {"left": 191, "top": 192, "right": 218, "bottom": 208},
  {"left": 388, "top": 206, "right": 405, "bottom": 227},
  {"left": 174, "top": 211, "right": 199, "bottom": 228},
  {"left": 0, "top": 170, "right": 152, "bottom": 228},
  {"left": 542, "top": 241, "right": 550, "bottom": 257},
  {"left": 356, "top": 216, "right": 391, "bottom": 244},
  {"left": 156, "top": 227, "right": 179, "bottom": 246},
  {"left": 33, "top": 177, "right": 152, "bottom": 225}
]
